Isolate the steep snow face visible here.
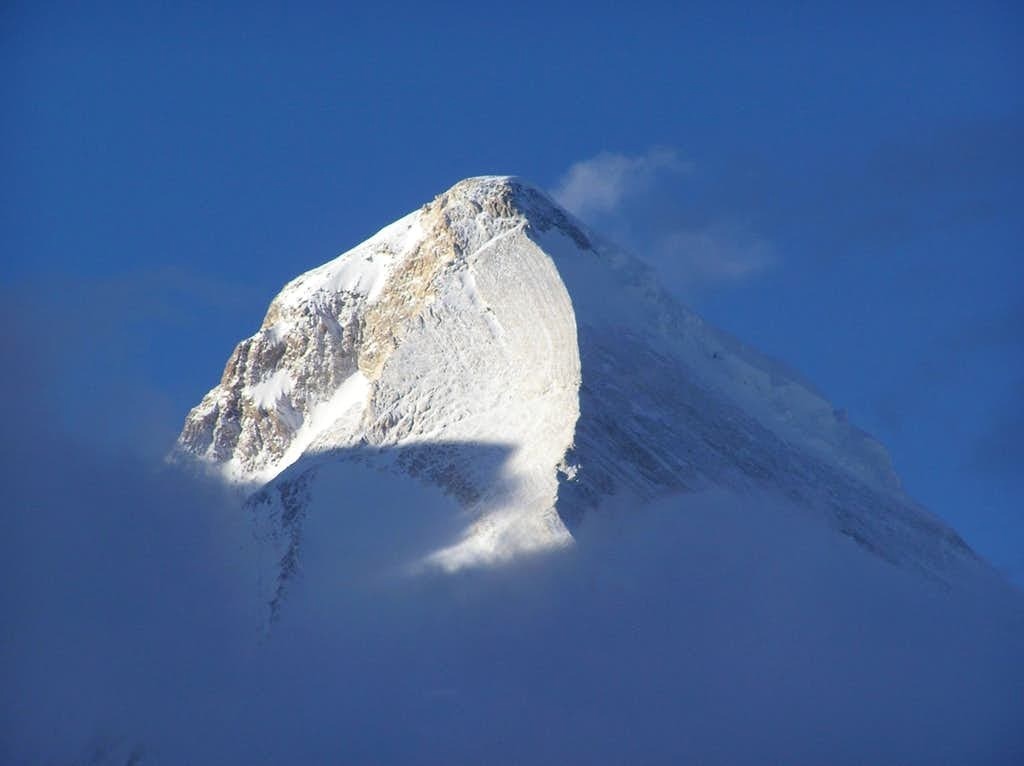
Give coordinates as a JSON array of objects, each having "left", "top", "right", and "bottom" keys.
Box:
[
  {"left": 532, "top": 222, "right": 972, "bottom": 581},
  {"left": 176, "top": 175, "right": 979, "bottom": 616}
]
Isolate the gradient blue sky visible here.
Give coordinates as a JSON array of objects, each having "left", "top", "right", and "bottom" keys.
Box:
[{"left": 3, "top": 2, "right": 1021, "bottom": 576}]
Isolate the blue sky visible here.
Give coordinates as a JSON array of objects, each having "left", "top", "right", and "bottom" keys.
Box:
[{"left": 3, "top": 2, "right": 1021, "bottom": 576}]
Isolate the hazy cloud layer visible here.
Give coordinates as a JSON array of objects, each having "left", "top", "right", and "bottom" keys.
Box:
[
  {"left": 0, "top": 270, "right": 268, "bottom": 457},
  {"left": 2, "top": 306, "right": 1023, "bottom": 765}
]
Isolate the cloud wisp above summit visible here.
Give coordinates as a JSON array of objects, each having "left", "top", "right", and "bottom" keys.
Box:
[
  {"left": 551, "top": 148, "right": 776, "bottom": 294},
  {"left": 551, "top": 147, "right": 690, "bottom": 219}
]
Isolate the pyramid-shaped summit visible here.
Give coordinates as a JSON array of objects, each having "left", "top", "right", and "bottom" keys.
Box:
[{"left": 176, "top": 175, "right": 978, "bottom": 612}]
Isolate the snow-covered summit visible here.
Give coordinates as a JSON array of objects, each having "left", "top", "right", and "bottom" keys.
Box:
[{"left": 175, "top": 175, "right": 977, "bottom": 614}]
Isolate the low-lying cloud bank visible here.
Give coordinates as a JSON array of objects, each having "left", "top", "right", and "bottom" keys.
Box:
[{"left": 2, "top": 335, "right": 1022, "bottom": 765}]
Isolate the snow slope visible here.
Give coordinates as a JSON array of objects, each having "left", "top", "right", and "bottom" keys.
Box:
[{"left": 175, "top": 176, "right": 981, "bottom": 616}]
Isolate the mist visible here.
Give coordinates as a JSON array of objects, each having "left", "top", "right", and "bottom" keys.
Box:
[{"left": 2, "top": 324, "right": 1023, "bottom": 765}]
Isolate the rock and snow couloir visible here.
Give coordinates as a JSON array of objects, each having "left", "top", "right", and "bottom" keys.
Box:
[{"left": 175, "top": 176, "right": 978, "bottom": 614}]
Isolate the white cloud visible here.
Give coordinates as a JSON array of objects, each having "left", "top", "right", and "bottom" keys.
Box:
[
  {"left": 552, "top": 148, "right": 775, "bottom": 289},
  {"left": 551, "top": 147, "right": 690, "bottom": 218}
]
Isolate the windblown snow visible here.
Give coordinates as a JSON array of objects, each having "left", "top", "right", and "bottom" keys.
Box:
[{"left": 175, "top": 175, "right": 980, "bottom": 617}]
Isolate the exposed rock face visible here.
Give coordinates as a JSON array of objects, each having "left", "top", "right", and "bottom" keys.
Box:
[
  {"left": 175, "top": 175, "right": 979, "bottom": 617},
  {"left": 176, "top": 209, "right": 419, "bottom": 481},
  {"left": 176, "top": 288, "right": 362, "bottom": 476}
]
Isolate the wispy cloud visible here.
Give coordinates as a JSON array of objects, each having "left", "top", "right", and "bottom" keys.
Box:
[
  {"left": 0, "top": 268, "right": 269, "bottom": 457},
  {"left": 551, "top": 147, "right": 690, "bottom": 219},
  {"left": 552, "top": 148, "right": 775, "bottom": 291}
]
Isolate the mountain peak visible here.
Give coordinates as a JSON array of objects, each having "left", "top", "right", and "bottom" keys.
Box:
[
  {"left": 175, "top": 174, "right": 979, "bottom": 617},
  {"left": 431, "top": 174, "right": 592, "bottom": 249},
  {"left": 442, "top": 174, "right": 538, "bottom": 201}
]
